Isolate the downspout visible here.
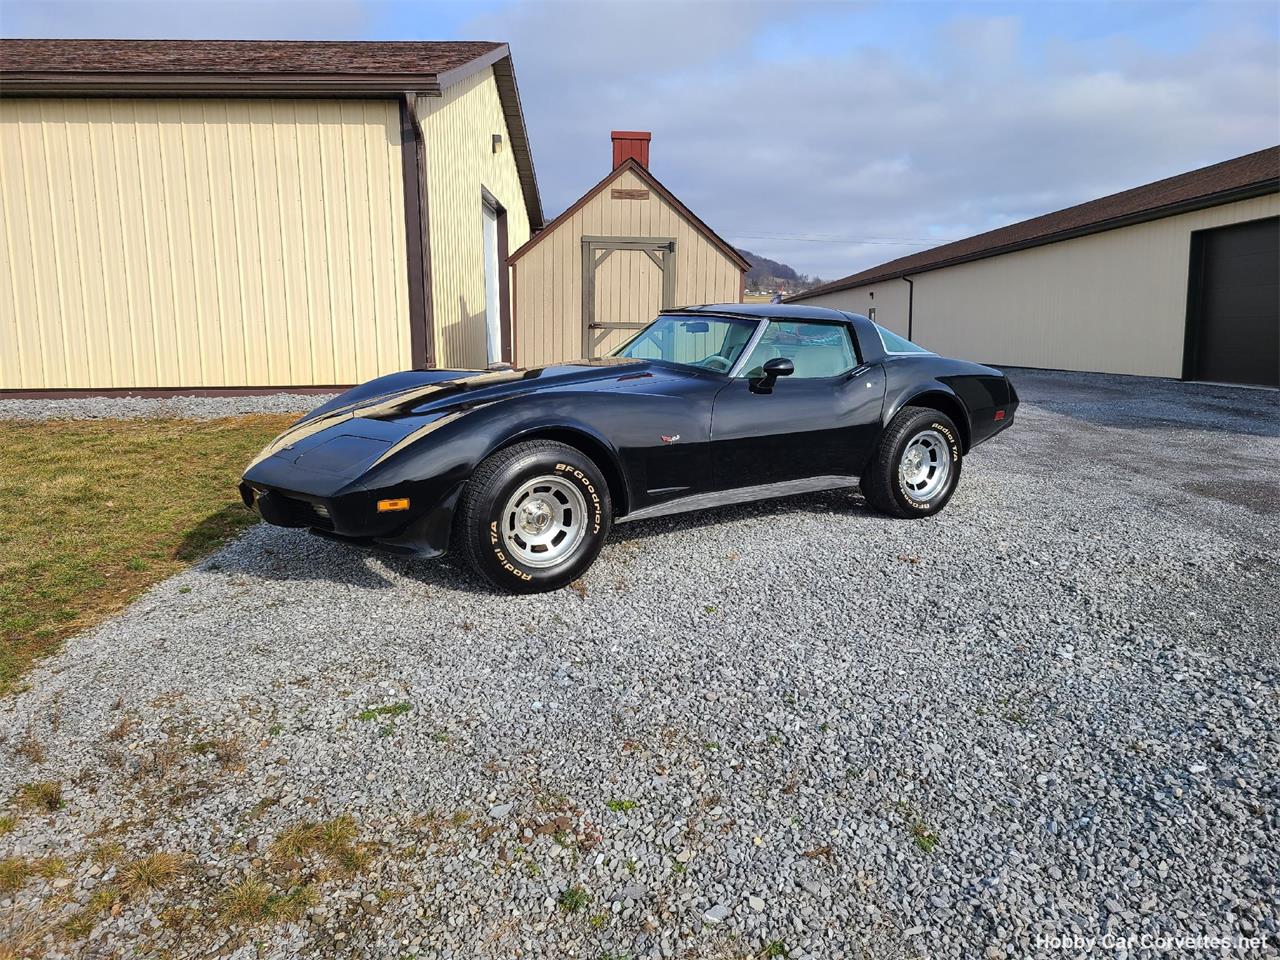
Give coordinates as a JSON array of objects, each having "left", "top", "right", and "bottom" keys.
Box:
[
  {"left": 402, "top": 91, "right": 435, "bottom": 368},
  {"left": 906, "top": 273, "right": 916, "bottom": 343},
  {"left": 903, "top": 275, "right": 915, "bottom": 342}
]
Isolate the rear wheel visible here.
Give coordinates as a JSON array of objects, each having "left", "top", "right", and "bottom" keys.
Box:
[
  {"left": 861, "top": 406, "right": 962, "bottom": 518},
  {"left": 455, "top": 440, "right": 612, "bottom": 593}
]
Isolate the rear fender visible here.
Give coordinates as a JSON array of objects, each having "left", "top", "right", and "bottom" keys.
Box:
[{"left": 884, "top": 385, "right": 972, "bottom": 453}]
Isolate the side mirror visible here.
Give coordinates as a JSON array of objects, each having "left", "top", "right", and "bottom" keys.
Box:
[{"left": 751, "top": 356, "right": 794, "bottom": 394}]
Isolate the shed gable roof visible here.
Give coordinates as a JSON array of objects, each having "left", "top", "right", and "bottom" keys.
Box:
[
  {"left": 793, "top": 145, "right": 1280, "bottom": 300},
  {"left": 509, "top": 158, "right": 750, "bottom": 271},
  {"left": 0, "top": 38, "right": 543, "bottom": 228}
]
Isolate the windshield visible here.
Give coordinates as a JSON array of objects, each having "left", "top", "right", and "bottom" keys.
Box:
[{"left": 612, "top": 315, "right": 759, "bottom": 373}]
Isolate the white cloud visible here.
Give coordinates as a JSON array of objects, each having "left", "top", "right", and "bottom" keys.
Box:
[{"left": 470, "top": 2, "right": 1279, "bottom": 280}]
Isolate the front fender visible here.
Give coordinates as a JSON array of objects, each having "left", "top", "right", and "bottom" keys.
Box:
[{"left": 359, "top": 398, "right": 635, "bottom": 519}]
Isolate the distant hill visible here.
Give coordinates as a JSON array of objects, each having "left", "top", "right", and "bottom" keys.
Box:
[{"left": 737, "top": 249, "right": 823, "bottom": 294}]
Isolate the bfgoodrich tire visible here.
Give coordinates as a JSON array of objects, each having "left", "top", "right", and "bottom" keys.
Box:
[
  {"left": 455, "top": 440, "right": 612, "bottom": 593},
  {"left": 860, "top": 406, "right": 963, "bottom": 518}
]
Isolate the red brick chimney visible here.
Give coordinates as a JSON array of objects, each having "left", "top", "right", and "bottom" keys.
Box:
[{"left": 611, "top": 130, "right": 651, "bottom": 169}]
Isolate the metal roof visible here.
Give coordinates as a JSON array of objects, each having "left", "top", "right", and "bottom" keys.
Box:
[{"left": 793, "top": 145, "right": 1280, "bottom": 300}]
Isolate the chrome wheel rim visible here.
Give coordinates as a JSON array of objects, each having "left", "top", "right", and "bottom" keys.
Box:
[
  {"left": 500, "top": 475, "right": 589, "bottom": 569},
  {"left": 899, "top": 429, "right": 952, "bottom": 502}
]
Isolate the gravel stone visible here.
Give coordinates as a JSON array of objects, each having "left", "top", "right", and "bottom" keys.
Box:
[
  {"left": 1, "top": 369, "right": 1277, "bottom": 960},
  {"left": 0, "top": 392, "right": 336, "bottom": 422}
]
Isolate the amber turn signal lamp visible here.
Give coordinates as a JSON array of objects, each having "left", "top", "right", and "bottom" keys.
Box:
[{"left": 376, "top": 498, "right": 410, "bottom": 512}]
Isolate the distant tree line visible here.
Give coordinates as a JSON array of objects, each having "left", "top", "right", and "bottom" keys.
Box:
[{"left": 737, "top": 249, "right": 824, "bottom": 294}]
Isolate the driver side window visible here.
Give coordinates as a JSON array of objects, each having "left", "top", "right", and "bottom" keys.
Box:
[{"left": 739, "top": 321, "right": 857, "bottom": 379}]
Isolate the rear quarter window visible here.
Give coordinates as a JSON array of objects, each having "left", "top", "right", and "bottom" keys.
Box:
[{"left": 876, "top": 324, "right": 930, "bottom": 355}]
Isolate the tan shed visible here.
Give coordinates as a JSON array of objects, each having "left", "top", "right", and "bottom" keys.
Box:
[
  {"left": 0, "top": 39, "right": 543, "bottom": 393},
  {"left": 508, "top": 132, "right": 749, "bottom": 367}
]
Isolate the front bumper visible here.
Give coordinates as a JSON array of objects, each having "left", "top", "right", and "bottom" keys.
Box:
[{"left": 238, "top": 478, "right": 463, "bottom": 559}]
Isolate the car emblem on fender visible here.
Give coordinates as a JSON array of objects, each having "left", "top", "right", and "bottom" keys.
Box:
[{"left": 661, "top": 434, "right": 680, "bottom": 444}]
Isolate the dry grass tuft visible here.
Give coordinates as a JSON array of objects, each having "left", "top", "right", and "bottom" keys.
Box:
[
  {"left": 117, "top": 851, "right": 185, "bottom": 895},
  {"left": 269, "top": 814, "right": 369, "bottom": 877},
  {"left": 14, "top": 734, "right": 45, "bottom": 765},
  {"left": 105, "top": 715, "right": 137, "bottom": 743},
  {"left": 216, "top": 876, "right": 317, "bottom": 927},
  {"left": 0, "top": 856, "right": 65, "bottom": 894},
  {"left": 90, "top": 841, "right": 124, "bottom": 867},
  {"left": 0, "top": 858, "right": 31, "bottom": 894},
  {"left": 191, "top": 734, "right": 246, "bottom": 770},
  {"left": 0, "top": 915, "right": 56, "bottom": 960},
  {"left": 14, "top": 780, "right": 62, "bottom": 812},
  {"left": 132, "top": 742, "right": 183, "bottom": 782},
  {"left": 61, "top": 883, "right": 120, "bottom": 941}
]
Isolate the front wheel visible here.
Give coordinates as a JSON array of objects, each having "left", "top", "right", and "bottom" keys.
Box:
[
  {"left": 454, "top": 440, "right": 612, "bottom": 593},
  {"left": 860, "top": 406, "right": 963, "bottom": 518}
]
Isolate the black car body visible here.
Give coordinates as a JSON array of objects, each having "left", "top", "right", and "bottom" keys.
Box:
[{"left": 241, "top": 304, "right": 1016, "bottom": 589}]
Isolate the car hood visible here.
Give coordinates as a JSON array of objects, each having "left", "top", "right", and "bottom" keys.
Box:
[
  {"left": 305, "top": 356, "right": 674, "bottom": 422},
  {"left": 243, "top": 357, "right": 692, "bottom": 488}
]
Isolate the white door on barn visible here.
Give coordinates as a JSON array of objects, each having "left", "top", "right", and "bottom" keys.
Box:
[
  {"left": 482, "top": 201, "right": 501, "bottom": 365},
  {"left": 582, "top": 237, "right": 676, "bottom": 357}
]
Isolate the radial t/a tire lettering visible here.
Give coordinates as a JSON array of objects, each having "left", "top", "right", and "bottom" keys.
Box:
[
  {"left": 860, "top": 405, "right": 963, "bottom": 518},
  {"left": 455, "top": 440, "right": 612, "bottom": 593}
]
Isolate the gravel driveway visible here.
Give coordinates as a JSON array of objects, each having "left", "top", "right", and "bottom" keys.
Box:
[{"left": 2, "top": 370, "right": 1277, "bottom": 959}]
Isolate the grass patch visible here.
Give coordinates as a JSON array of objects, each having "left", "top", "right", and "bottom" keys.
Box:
[
  {"left": 118, "top": 851, "right": 185, "bottom": 895},
  {"left": 269, "top": 815, "right": 368, "bottom": 875},
  {"left": 0, "top": 815, "right": 15, "bottom": 835},
  {"left": 0, "top": 855, "right": 65, "bottom": 893},
  {"left": 604, "top": 799, "right": 636, "bottom": 813},
  {"left": 0, "top": 414, "right": 295, "bottom": 695},
  {"left": 14, "top": 779, "right": 62, "bottom": 812},
  {"left": 14, "top": 733, "right": 45, "bottom": 764},
  {"left": 216, "top": 876, "right": 317, "bottom": 926},
  {"left": 191, "top": 734, "right": 246, "bottom": 769},
  {"left": 557, "top": 885, "right": 589, "bottom": 913},
  {"left": 356, "top": 702, "right": 411, "bottom": 722},
  {"left": 911, "top": 822, "right": 939, "bottom": 853}
]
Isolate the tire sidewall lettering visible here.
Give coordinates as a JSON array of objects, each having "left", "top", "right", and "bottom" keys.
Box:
[
  {"left": 896, "top": 420, "right": 959, "bottom": 510},
  {"left": 555, "top": 462, "right": 603, "bottom": 535},
  {"left": 488, "top": 519, "right": 532, "bottom": 581},
  {"left": 929, "top": 421, "right": 962, "bottom": 462}
]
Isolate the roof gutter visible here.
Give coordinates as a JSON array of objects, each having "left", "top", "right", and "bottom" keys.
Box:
[{"left": 0, "top": 73, "right": 449, "bottom": 97}]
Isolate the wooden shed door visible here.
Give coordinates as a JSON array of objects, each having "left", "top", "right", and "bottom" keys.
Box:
[{"left": 582, "top": 237, "right": 676, "bottom": 357}]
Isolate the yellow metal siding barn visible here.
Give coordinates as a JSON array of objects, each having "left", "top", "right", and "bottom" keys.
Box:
[
  {"left": 792, "top": 147, "right": 1279, "bottom": 386},
  {"left": 509, "top": 132, "right": 748, "bottom": 367},
  {"left": 0, "top": 40, "right": 543, "bottom": 393}
]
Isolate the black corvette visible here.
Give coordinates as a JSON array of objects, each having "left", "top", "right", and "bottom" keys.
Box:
[{"left": 241, "top": 304, "right": 1016, "bottom": 592}]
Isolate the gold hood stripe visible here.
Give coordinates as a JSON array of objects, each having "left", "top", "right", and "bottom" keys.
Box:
[
  {"left": 366, "top": 410, "right": 467, "bottom": 468},
  {"left": 244, "top": 369, "right": 527, "bottom": 472}
]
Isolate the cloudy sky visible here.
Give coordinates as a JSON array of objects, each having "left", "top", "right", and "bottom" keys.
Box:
[{"left": 4, "top": 0, "right": 1278, "bottom": 281}]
